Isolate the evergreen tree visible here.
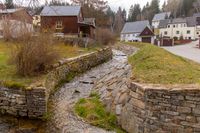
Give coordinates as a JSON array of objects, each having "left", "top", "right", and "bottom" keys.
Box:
[
  {"left": 149, "top": 0, "right": 160, "bottom": 21},
  {"left": 5, "top": 0, "right": 14, "bottom": 9},
  {"left": 128, "top": 4, "right": 141, "bottom": 21},
  {"left": 122, "top": 8, "right": 127, "bottom": 22}
]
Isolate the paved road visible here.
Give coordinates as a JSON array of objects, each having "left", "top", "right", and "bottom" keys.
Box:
[{"left": 162, "top": 41, "right": 200, "bottom": 63}]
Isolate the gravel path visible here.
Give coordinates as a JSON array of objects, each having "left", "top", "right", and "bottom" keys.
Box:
[{"left": 162, "top": 41, "right": 200, "bottom": 63}]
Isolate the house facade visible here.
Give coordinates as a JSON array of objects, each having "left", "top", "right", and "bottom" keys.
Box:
[
  {"left": 0, "top": 8, "right": 33, "bottom": 38},
  {"left": 0, "top": 8, "right": 32, "bottom": 23},
  {"left": 152, "top": 12, "right": 171, "bottom": 36},
  {"left": 40, "top": 6, "right": 95, "bottom": 38},
  {"left": 159, "top": 17, "right": 199, "bottom": 40},
  {"left": 121, "top": 20, "right": 155, "bottom": 44}
]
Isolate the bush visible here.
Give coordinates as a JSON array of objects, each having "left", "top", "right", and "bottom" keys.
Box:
[
  {"left": 96, "top": 28, "right": 115, "bottom": 45},
  {"left": 10, "top": 33, "right": 60, "bottom": 76}
]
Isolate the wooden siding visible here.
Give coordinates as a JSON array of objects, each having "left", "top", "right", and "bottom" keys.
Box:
[
  {"left": 139, "top": 27, "right": 154, "bottom": 37},
  {"left": 41, "top": 16, "right": 79, "bottom": 34}
]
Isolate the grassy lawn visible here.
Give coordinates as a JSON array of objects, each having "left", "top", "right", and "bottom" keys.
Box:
[
  {"left": 74, "top": 93, "right": 125, "bottom": 133},
  {"left": 0, "top": 40, "right": 98, "bottom": 88},
  {"left": 127, "top": 42, "right": 200, "bottom": 84}
]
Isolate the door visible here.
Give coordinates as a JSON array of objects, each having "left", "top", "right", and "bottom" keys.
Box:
[{"left": 142, "top": 37, "right": 151, "bottom": 43}]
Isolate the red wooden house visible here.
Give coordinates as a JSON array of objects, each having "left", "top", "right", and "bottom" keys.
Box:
[{"left": 40, "top": 6, "right": 95, "bottom": 38}]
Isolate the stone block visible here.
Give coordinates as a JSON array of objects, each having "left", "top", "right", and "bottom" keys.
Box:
[{"left": 177, "top": 106, "right": 191, "bottom": 113}]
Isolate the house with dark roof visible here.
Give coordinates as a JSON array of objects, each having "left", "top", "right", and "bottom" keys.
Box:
[
  {"left": 152, "top": 12, "right": 171, "bottom": 36},
  {"left": 152, "top": 12, "right": 171, "bottom": 28},
  {"left": 40, "top": 6, "right": 95, "bottom": 38},
  {"left": 121, "top": 20, "right": 155, "bottom": 44},
  {"left": 159, "top": 17, "right": 199, "bottom": 40}
]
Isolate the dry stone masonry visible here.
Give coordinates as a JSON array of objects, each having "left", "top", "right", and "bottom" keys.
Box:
[
  {"left": 95, "top": 71, "right": 200, "bottom": 133},
  {"left": 0, "top": 47, "right": 113, "bottom": 119},
  {"left": 0, "top": 87, "right": 46, "bottom": 118}
]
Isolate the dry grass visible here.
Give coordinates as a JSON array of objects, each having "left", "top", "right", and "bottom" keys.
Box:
[
  {"left": 127, "top": 42, "right": 200, "bottom": 84},
  {"left": 0, "top": 39, "right": 98, "bottom": 87}
]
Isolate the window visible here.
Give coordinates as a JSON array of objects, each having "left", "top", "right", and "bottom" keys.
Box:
[
  {"left": 164, "top": 31, "right": 167, "bottom": 35},
  {"left": 168, "top": 25, "right": 170, "bottom": 28},
  {"left": 56, "top": 21, "right": 63, "bottom": 29},
  {"left": 173, "top": 25, "right": 175, "bottom": 28},
  {"left": 197, "top": 32, "right": 199, "bottom": 35},
  {"left": 176, "top": 31, "right": 180, "bottom": 34},
  {"left": 127, "top": 34, "right": 130, "bottom": 37},
  {"left": 187, "top": 30, "right": 190, "bottom": 34},
  {"left": 188, "top": 37, "right": 191, "bottom": 40}
]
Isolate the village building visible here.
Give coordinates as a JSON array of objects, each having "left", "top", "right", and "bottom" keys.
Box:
[
  {"left": 0, "top": 8, "right": 32, "bottom": 23},
  {"left": 0, "top": 8, "right": 33, "bottom": 38},
  {"left": 159, "top": 17, "right": 199, "bottom": 40},
  {"left": 120, "top": 20, "right": 155, "bottom": 44},
  {"left": 40, "top": 6, "right": 95, "bottom": 38},
  {"left": 152, "top": 12, "right": 171, "bottom": 36}
]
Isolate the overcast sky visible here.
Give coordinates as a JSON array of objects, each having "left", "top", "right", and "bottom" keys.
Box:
[
  {"left": 66, "top": 0, "right": 166, "bottom": 12},
  {"left": 107, "top": 0, "right": 165, "bottom": 12},
  {"left": 4, "top": 0, "right": 165, "bottom": 12}
]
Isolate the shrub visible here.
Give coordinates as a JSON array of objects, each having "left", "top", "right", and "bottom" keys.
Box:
[
  {"left": 10, "top": 33, "right": 60, "bottom": 76},
  {"left": 96, "top": 28, "right": 115, "bottom": 45}
]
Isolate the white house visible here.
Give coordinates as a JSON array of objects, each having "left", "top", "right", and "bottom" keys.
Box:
[
  {"left": 159, "top": 17, "right": 199, "bottom": 40},
  {"left": 121, "top": 20, "right": 155, "bottom": 44},
  {"left": 152, "top": 12, "right": 171, "bottom": 29}
]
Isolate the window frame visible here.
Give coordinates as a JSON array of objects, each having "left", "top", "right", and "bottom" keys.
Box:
[{"left": 55, "top": 20, "right": 63, "bottom": 30}]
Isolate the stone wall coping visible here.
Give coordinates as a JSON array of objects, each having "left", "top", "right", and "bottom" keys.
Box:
[
  {"left": 48, "top": 47, "right": 111, "bottom": 70},
  {"left": 131, "top": 82, "right": 200, "bottom": 92}
]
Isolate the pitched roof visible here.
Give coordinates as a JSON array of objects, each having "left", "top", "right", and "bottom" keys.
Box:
[
  {"left": 169, "top": 18, "right": 186, "bottom": 24},
  {"left": 159, "top": 17, "right": 197, "bottom": 28},
  {"left": 158, "top": 19, "right": 170, "bottom": 28},
  {"left": 84, "top": 18, "right": 95, "bottom": 26},
  {"left": 152, "top": 12, "right": 171, "bottom": 21},
  {"left": 121, "top": 20, "right": 150, "bottom": 34},
  {"left": 186, "top": 17, "right": 196, "bottom": 27},
  {"left": 40, "top": 6, "right": 81, "bottom": 16},
  {"left": 0, "top": 8, "right": 23, "bottom": 14}
]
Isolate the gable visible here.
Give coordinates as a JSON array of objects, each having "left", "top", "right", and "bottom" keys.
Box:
[{"left": 139, "top": 27, "right": 154, "bottom": 37}]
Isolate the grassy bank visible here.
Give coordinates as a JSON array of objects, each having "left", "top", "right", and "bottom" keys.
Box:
[
  {"left": 0, "top": 40, "right": 97, "bottom": 88},
  {"left": 74, "top": 93, "right": 125, "bottom": 133},
  {"left": 127, "top": 42, "right": 200, "bottom": 84}
]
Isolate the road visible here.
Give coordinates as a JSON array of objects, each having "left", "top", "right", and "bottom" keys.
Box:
[{"left": 162, "top": 41, "right": 200, "bottom": 63}]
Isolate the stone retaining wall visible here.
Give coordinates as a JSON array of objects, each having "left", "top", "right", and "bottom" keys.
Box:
[
  {"left": 127, "top": 82, "right": 200, "bottom": 133},
  {"left": 93, "top": 59, "right": 200, "bottom": 133},
  {"left": 0, "top": 47, "right": 112, "bottom": 118},
  {"left": 0, "top": 87, "right": 46, "bottom": 118},
  {"left": 45, "top": 47, "right": 112, "bottom": 98}
]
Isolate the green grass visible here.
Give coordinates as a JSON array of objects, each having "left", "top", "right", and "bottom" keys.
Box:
[
  {"left": 74, "top": 93, "right": 125, "bottom": 133},
  {"left": 127, "top": 42, "right": 200, "bottom": 84},
  {"left": 0, "top": 40, "right": 98, "bottom": 88}
]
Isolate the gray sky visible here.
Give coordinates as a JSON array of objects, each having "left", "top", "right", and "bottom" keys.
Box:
[
  {"left": 67, "top": 0, "right": 165, "bottom": 12},
  {"left": 4, "top": 0, "right": 165, "bottom": 12},
  {"left": 108, "top": 0, "right": 164, "bottom": 11}
]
